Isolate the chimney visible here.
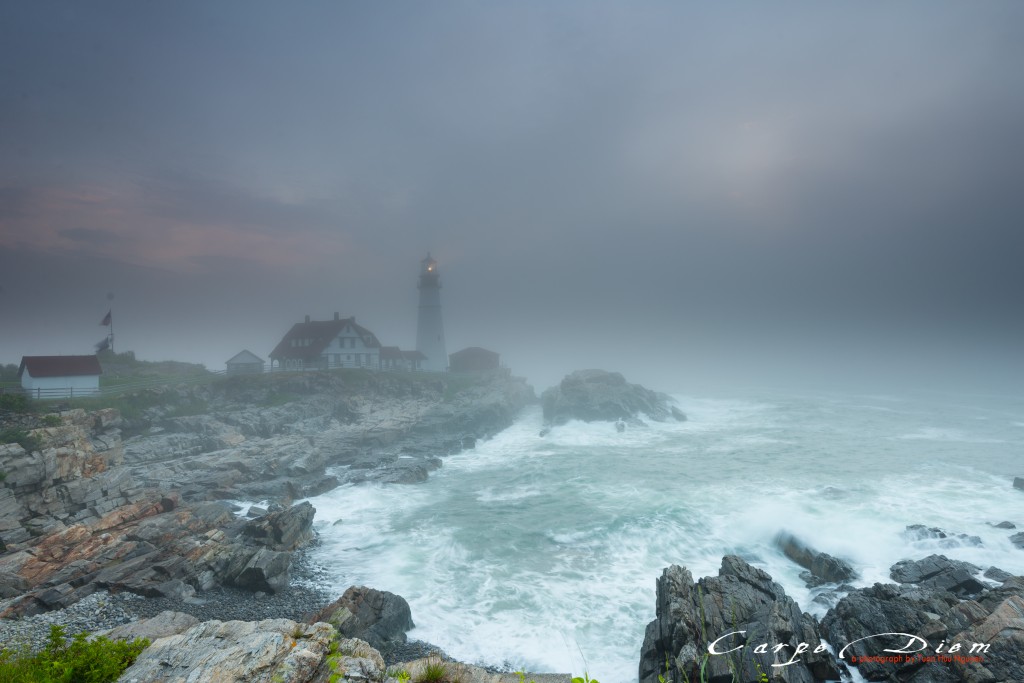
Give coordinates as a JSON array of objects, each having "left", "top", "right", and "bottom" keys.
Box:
[
  {"left": 334, "top": 312, "right": 339, "bottom": 321},
  {"left": 305, "top": 315, "right": 310, "bottom": 323}
]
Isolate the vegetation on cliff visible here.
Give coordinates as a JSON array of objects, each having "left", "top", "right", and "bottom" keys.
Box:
[{"left": 0, "top": 625, "right": 148, "bottom": 683}]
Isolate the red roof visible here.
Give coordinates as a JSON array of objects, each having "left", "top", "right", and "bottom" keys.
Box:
[
  {"left": 269, "top": 317, "right": 381, "bottom": 361},
  {"left": 19, "top": 355, "right": 103, "bottom": 378}
]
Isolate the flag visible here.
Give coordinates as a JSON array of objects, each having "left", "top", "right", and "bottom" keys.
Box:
[
  {"left": 100, "top": 310, "right": 112, "bottom": 326},
  {"left": 95, "top": 336, "right": 111, "bottom": 352}
]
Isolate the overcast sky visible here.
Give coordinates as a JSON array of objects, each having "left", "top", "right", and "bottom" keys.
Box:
[{"left": 2, "top": 2, "right": 1022, "bottom": 390}]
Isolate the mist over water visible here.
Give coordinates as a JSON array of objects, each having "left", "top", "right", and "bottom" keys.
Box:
[{"left": 306, "top": 386, "right": 1024, "bottom": 683}]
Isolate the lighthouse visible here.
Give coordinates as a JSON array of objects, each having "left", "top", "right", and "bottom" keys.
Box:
[{"left": 416, "top": 253, "right": 448, "bottom": 372}]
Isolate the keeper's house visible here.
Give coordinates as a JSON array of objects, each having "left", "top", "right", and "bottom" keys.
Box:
[
  {"left": 269, "top": 314, "right": 382, "bottom": 371},
  {"left": 18, "top": 355, "right": 102, "bottom": 397}
]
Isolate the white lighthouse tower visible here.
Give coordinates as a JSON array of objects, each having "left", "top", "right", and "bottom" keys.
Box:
[{"left": 416, "top": 253, "right": 448, "bottom": 372}]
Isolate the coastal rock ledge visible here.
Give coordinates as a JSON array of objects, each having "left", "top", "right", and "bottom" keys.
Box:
[
  {"left": 541, "top": 369, "right": 685, "bottom": 426},
  {"left": 639, "top": 556, "right": 840, "bottom": 683}
]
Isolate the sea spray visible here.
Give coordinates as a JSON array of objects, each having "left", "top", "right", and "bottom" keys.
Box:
[{"left": 307, "top": 389, "right": 1024, "bottom": 683}]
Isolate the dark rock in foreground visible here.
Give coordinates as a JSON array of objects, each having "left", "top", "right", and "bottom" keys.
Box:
[
  {"left": 823, "top": 573, "right": 1024, "bottom": 683},
  {"left": 890, "top": 554, "right": 987, "bottom": 596},
  {"left": 541, "top": 369, "right": 685, "bottom": 426},
  {"left": 639, "top": 556, "right": 839, "bottom": 683}
]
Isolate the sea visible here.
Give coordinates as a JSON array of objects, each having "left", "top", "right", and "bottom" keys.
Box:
[{"left": 304, "top": 386, "right": 1024, "bottom": 683}]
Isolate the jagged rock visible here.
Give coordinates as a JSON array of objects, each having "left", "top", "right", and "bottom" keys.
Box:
[
  {"left": 1011, "top": 532, "right": 1024, "bottom": 549},
  {"left": 118, "top": 618, "right": 339, "bottom": 683},
  {"left": 242, "top": 501, "right": 315, "bottom": 551},
  {"left": 541, "top": 369, "right": 684, "bottom": 426},
  {"left": 823, "top": 572, "right": 1024, "bottom": 682},
  {"left": 890, "top": 554, "right": 987, "bottom": 596},
  {"left": 99, "top": 610, "right": 200, "bottom": 642},
  {"left": 638, "top": 557, "right": 839, "bottom": 683},
  {"left": 775, "top": 532, "right": 857, "bottom": 586},
  {"left": 310, "top": 585, "right": 414, "bottom": 650}
]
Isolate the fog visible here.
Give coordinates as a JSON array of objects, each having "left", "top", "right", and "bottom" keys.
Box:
[{"left": 2, "top": 2, "right": 1023, "bottom": 392}]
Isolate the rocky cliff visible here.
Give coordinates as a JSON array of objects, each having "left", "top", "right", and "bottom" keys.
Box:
[{"left": 0, "top": 370, "right": 535, "bottom": 619}]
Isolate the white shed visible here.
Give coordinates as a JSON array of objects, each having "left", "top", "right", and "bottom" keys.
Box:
[
  {"left": 18, "top": 355, "right": 102, "bottom": 398},
  {"left": 226, "top": 350, "right": 265, "bottom": 376}
]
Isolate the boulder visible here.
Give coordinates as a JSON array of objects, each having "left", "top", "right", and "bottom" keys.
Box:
[
  {"left": 638, "top": 556, "right": 839, "bottom": 683},
  {"left": 242, "top": 501, "right": 315, "bottom": 551},
  {"left": 1014, "top": 477, "right": 1024, "bottom": 491},
  {"left": 890, "top": 554, "right": 987, "bottom": 596},
  {"left": 309, "top": 585, "right": 414, "bottom": 650},
  {"left": 541, "top": 369, "right": 684, "bottom": 426}
]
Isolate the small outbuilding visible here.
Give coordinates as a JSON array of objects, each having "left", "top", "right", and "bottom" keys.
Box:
[
  {"left": 226, "top": 350, "right": 265, "bottom": 376},
  {"left": 18, "top": 355, "right": 103, "bottom": 398},
  {"left": 449, "top": 347, "right": 500, "bottom": 374},
  {"left": 380, "top": 347, "right": 427, "bottom": 372}
]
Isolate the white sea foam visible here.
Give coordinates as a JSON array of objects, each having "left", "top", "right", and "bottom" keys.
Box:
[{"left": 307, "top": 389, "right": 1024, "bottom": 683}]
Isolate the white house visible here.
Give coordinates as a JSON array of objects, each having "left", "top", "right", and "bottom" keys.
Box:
[
  {"left": 269, "top": 314, "right": 382, "bottom": 370},
  {"left": 18, "top": 355, "right": 102, "bottom": 398}
]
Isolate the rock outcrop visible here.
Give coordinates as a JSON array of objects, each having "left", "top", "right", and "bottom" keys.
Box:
[
  {"left": 309, "top": 585, "right": 415, "bottom": 651},
  {"left": 822, "top": 566, "right": 1024, "bottom": 683},
  {"left": 889, "top": 554, "right": 987, "bottom": 596},
  {"left": 0, "top": 494, "right": 316, "bottom": 617},
  {"left": 541, "top": 369, "right": 685, "bottom": 426},
  {"left": 118, "top": 618, "right": 346, "bottom": 683},
  {"left": 638, "top": 556, "right": 839, "bottom": 683},
  {"left": 1, "top": 370, "right": 534, "bottom": 617}
]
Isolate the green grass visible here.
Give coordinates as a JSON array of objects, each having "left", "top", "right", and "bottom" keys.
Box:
[
  {"left": 0, "top": 624, "right": 148, "bottom": 683},
  {"left": 415, "top": 656, "right": 452, "bottom": 683}
]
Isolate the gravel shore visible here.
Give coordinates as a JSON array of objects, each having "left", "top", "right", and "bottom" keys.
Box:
[{"left": 0, "top": 551, "right": 449, "bottom": 667}]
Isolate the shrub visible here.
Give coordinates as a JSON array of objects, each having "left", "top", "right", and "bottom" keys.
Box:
[
  {"left": 0, "top": 624, "right": 149, "bottom": 683},
  {"left": 0, "top": 393, "right": 32, "bottom": 414},
  {"left": 0, "top": 428, "right": 41, "bottom": 453}
]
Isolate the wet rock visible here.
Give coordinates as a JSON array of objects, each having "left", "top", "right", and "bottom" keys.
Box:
[
  {"left": 775, "top": 532, "right": 857, "bottom": 585},
  {"left": 638, "top": 556, "right": 839, "bottom": 683},
  {"left": 993, "top": 521, "right": 1016, "bottom": 529},
  {"left": 310, "top": 586, "right": 415, "bottom": 651},
  {"left": 1011, "top": 532, "right": 1024, "bottom": 549},
  {"left": 1014, "top": 477, "right": 1024, "bottom": 491},
  {"left": 985, "top": 566, "right": 1014, "bottom": 582},
  {"left": 903, "top": 523, "right": 983, "bottom": 548},
  {"left": 890, "top": 554, "right": 987, "bottom": 596},
  {"left": 541, "top": 369, "right": 684, "bottom": 426},
  {"left": 823, "top": 571, "right": 1024, "bottom": 682}
]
